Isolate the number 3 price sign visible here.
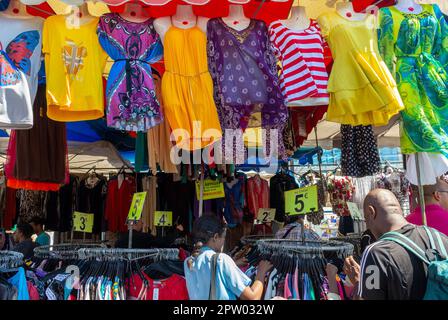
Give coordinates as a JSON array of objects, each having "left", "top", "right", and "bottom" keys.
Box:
[
  {"left": 285, "top": 185, "right": 318, "bottom": 216},
  {"left": 72, "top": 212, "right": 94, "bottom": 233}
]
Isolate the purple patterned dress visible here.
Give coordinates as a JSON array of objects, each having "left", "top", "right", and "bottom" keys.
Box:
[
  {"left": 207, "top": 18, "right": 288, "bottom": 160},
  {"left": 98, "top": 13, "right": 163, "bottom": 132}
]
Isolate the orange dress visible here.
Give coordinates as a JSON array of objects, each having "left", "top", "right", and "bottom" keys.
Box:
[{"left": 162, "top": 25, "right": 222, "bottom": 151}]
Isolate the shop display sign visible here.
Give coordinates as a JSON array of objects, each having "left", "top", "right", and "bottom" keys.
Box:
[
  {"left": 154, "top": 211, "right": 173, "bottom": 227},
  {"left": 73, "top": 211, "right": 94, "bottom": 233},
  {"left": 285, "top": 185, "right": 318, "bottom": 216},
  {"left": 195, "top": 179, "right": 225, "bottom": 200},
  {"left": 347, "top": 202, "right": 364, "bottom": 221},
  {"left": 257, "top": 208, "right": 276, "bottom": 223},
  {"left": 127, "top": 192, "right": 147, "bottom": 222}
]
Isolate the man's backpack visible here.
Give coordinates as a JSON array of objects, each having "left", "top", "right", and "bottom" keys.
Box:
[{"left": 380, "top": 226, "right": 448, "bottom": 300}]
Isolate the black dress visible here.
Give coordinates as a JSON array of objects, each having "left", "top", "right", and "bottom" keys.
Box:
[
  {"left": 269, "top": 173, "right": 299, "bottom": 223},
  {"left": 76, "top": 176, "right": 107, "bottom": 234}
]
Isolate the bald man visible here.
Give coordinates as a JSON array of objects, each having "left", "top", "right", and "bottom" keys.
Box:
[{"left": 344, "top": 189, "right": 448, "bottom": 300}]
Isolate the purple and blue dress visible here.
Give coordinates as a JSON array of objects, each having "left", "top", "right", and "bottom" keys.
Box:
[{"left": 98, "top": 13, "right": 163, "bottom": 132}]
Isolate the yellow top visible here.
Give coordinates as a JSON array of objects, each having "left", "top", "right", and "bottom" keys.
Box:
[
  {"left": 162, "top": 26, "right": 222, "bottom": 151},
  {"left": 317, "top": 12, "right": 403, "bottom": 126},
  {"left": 43, "top": 15, "right": 107, "bottom": 121}
]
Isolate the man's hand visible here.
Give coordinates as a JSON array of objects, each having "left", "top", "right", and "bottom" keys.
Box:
[
  {"left": 344, "top": 256, "right": 361, "bottom": 285},
  {"left": 325, "top": 263, "right": 338, "bottom": 278},
  {"left": 257, "top": 260, "right": 273, "bottom": 276}
]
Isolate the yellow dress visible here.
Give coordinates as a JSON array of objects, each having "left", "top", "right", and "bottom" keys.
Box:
[
  {"left": 162, "top": 26, "right": 222, "bottom": 151},
  {"left": 43, "top": 15, "right": 107, "bottom": 121},
  {"left": 317, "top": 12, "right": 404, "bottom": 126}
]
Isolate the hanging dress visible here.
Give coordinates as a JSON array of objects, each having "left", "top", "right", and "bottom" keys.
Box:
[
  {"left": 0, "top": 14, "right": 43, "bottom": 129},
  {"left": 207, "top": 18, "right": 288, "bottom": 160},
  {"left": 43, "top": 15, "right": 108, "bottom": 121},
  {"left": 161, "top": 19, "right": 222, "bottom": 151},
  {"left": 317, "top": 12, "right": 404, "bottom": 126},
  {"left": 378, "top": 4, "right": 448, "bottom": 185},
  {"left": 97, "top": 13, "right": 163, "bottom": 132}
]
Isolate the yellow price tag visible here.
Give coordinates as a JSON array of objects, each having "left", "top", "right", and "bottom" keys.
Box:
[
  {"left": 285, "top": 185, "right": 318, "bottom": 216},
  {"left": 73, "top": 211, "right": 94, "bottom": 233},
  {"left": 154, "top": 211, "right": 173, "bottom": 227},
  {"left": 257, "top": 208, "right": 276, "bottom": 223},
  {"left": 347, "top": 202, "right": 364, "bottom": 221},
  {"left": 127, "top": 192, "right": 147, "bottom": 222},
  {"left": 195, "top": 179, "right": 225, "bottom": 201}
]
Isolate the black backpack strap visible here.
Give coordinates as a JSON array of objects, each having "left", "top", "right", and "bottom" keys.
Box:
[{"left": 282, "top": 224, "right": 298, "bottom": 239}]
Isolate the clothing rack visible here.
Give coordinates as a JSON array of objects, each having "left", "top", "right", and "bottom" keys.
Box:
[
  {"left": 240, "top": 234, "right": 274, "bottom": 246},
  {"left": 255, "top": 239, "right": 354, "bottom": 259},
  {"left": 77, "top": 248, "right": 179, "bottom": 262},
  {"left": 0, "top": 251, "right": 23, "bottom": 272},
  {"left": 34, "top": 244, "right": 105, "bottom": 260}
]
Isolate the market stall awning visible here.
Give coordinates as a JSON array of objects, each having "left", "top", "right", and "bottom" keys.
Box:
[{"left": 302, "top": 115, "right": 401, "bottom": 150}]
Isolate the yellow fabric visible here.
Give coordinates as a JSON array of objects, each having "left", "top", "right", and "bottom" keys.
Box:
[
  {"left": 317, "top": 12, "right": 404, "bottom": 126},
  {"left": 43, "top": 15, "right": 107, "bottom": 121},
  {"left": 162, "top": 26, "right": 222, "bottom": 151}
]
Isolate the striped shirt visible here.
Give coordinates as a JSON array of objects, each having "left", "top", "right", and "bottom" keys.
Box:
[{"left": 269, "top": 20, "right": 330, "bottom": 106}]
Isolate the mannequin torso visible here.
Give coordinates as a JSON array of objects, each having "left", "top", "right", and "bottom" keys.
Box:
[
  {"left": 336, "top": 2, "right": 368, "bottom": 21},
  {"left": 395, "top": 0, "right": 423, "bottom": 14},
  {"left": 119, "top": 2, "right": 150, "bottom": 23},
  {"left": 64, "top": 3, "right": 96, "bottom": 28},
  {"left": 278, "top": 6, "right": 310, "bottom": 31},
  {"left": 0, "top": 0, "right": 32, "bottom": 18},
  {"left": 221, "top": 4, "right": 251, "bottom": 31},
  {"left": 154, "top": 5, "right": 208, "bottom": 44}
]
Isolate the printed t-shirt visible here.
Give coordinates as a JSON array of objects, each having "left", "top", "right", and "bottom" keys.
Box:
[
  {"left": 0, "top": 14, "right": 43, "bottom": 129},
  {"left": 42, "top": 15, "right": 107, "bottom": 121}
]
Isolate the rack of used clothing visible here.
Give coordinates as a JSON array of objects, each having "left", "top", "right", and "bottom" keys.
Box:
[
  {"left": 0, "top": 251, "right": 27, "bottom": 300},
  {"left": 246, "top": 239, "right": 354, "bottom": 300},
  {"left": 25, "top": 246, "right": 187, "bottom": 300}
]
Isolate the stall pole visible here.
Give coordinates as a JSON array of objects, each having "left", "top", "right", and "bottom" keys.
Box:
[
  {"left": 198, "top": 169, "right": 205, "bottom": 217},
  {"left": 415, "top": 153, "right": 427, "bottom": 226},
  {"left": 128, "top": 220, "right": 133, "bottom": 249},
  {"left": 314, "top": 127, "right": 324, "bottom": 180}
]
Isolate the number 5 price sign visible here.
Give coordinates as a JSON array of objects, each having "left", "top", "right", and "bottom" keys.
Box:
[{"left": 284, "top": 185, "right": 318, "bottom": 216}]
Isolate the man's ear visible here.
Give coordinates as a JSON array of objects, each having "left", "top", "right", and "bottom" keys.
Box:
[
  {"left": 368, "top": 205, "right": 376, "bottom": 219},
  {"left": 434, "top": 192, "right": 441, "bottom": 202}
]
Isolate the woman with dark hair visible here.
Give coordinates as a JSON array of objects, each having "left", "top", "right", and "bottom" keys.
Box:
[{"left": 184, "top": 215, "right": 272, "bottom": 300}]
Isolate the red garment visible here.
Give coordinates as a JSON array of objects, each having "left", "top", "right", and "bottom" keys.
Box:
[
  {"left": 246, "top": 175, "right": 270, "bottom": 219},
  {"left": 352, "top": 0, "right": 396, "bottom": 12},
  {"left": 104, "top": 176, "right": 136, "bottom": 233},
  {"left": 27, "top": 281, "right": 40, "bottom": 300},
  {"left": 7, "top": 178, "right": 61, "bottom": 192},
  {"left": 290, "top": 106, "right": 327, "bottom": 147},
  {"left": 3, "top": 187, "right": 17, "bottom": 229},
  {"left": 178, "top": 248, "right": 188, "bottom": 262},
  {"left": 128, "top": 273, "right": 189, "bottom": 300}
]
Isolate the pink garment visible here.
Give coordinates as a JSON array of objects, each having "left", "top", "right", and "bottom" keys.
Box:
[
  {"left": 293, "top": 268, "right": 300, "bottom": 300},
  {"left": 27, "top": 281, "right": 40, "bottom": 300},
  {"left": 246, "top": 175, "right": 270, "bottom": 220},
  {"left": 406, "top": 204, "right": 448, "bottom": 236},
  {"left": 336, "top": 279, "right": 344, "bottom": 301}
]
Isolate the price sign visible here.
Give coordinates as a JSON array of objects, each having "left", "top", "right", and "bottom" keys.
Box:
[
  {"left": 285, "top": 185, "right": 318, "bottom": 216},
  {"left": 347, "top": 202, "right": 364, "bottom": 221},
  {"left": 257, "top": 208, "right": 276, "bottom": 224},
  {"left": 195, "top": 179, "right": 225, "bottom": 201},
  {"left": 154, "top": 211, "right": 173, "bottom": 227},
  {"left": 73, "top": 212, "right": 94, "bottom": 233},
  {"left": 127, "top": 192, "right": 147, "bottom": 222}
]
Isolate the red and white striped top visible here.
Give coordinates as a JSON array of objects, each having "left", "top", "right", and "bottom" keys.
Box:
[{"left": 269, "top": 19, "right": 330, "bottom": 107}]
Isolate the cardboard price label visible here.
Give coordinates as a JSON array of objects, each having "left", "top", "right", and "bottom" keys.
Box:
[
  {"left": 154, "top": 211, "right": 173, "bottom": 227},
  {"left": 285, "top": 185, "right": 318, "bottom": 216},
  {"left": 127, "top": 192, "right": 147, "bottom": 222},
  {"left": 73, "top": 212, "right": 94, "bottom": 233},
  {"left": 195, "top": 179, "right": 225, "bottom": 201},
  {"left": 257, "top": 208, "right": 276, "bottom": 223},
  {"left": 347, "top": 202, "right": 364, "bottom": 221}
]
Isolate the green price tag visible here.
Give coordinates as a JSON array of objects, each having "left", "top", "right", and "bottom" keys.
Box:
[
  {"left": 347, "top": 202, "right": 364, "bottom": 221},
  {"left": 73, "top": 211, "right": 94, "bottom": 233},
  {"left": 127, "top": 192, "right": 147, "bottom": 222},
  {"left": 257, "top": 208, "right": 276, "bottom": 223},
  {"left": 154, "top": 211, "right": 173, "bottom": 227},
  {"left": 285, "top": 185, "right": 318, "bottom": 216}
]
